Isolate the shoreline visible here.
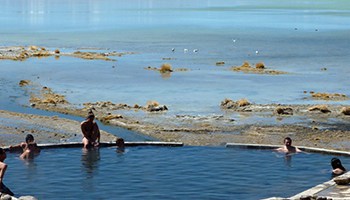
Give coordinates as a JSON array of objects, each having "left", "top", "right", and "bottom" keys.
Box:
[
  {"left": 3, "top": 85, "right": 350, "bottom": 151},
  {"left": 1, "top": 45, "right": 350, "bottom": 151},
  {"left": 25, "top": 84, "right": 350, "bottom": 150}
]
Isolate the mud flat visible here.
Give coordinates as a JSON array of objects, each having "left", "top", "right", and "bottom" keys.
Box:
[{"left": 18, "top": 82, "right": 350, "bottom": 150}]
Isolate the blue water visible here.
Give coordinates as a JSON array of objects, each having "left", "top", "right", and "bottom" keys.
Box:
[
  {"left": 1, "top": 2, "right": 350, "bottom": 198},
  {"left": 1, "top": 0, "right": 350, "bottom": 117},
  {"left": 4, "top": 146, "right": 350, "bottom": 199}
]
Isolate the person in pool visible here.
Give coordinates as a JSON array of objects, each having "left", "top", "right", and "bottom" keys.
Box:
[
  {"left": 275, "top": 137, "right": 302, "bottom": 154},
  {"left": 0, "top": 148, "right": 14, "bottom": 196},
  {"left": 81, "top": 112, "right": 100, "bottom": 149},
  {"left": 116, "top": 138, "right": 125, "bottom": 153},
  {"left": 9, "top": 134, "right": 41, "bottom": 159},
  {"left": 331, "top": 157, "right": 346, "bottom": 176}
]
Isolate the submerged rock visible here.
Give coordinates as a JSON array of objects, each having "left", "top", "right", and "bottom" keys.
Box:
[
  {"left": 230, "top": 61, "right": 287, "bottom": 75},
  {"left": 19, "top": 80, "right": 30, "bottom": 87},
  {"left": 310, "top": 92, "right": 348, "bottom": 101},
  {"left": 275, "top": 107, "right": 293, "bottom": 115},
  {"left": 159, "top": 63, "right": 173, "bottom": 73},
  {"left": 308, "top": 105, "right": 331, "bottom": 113},
  {"left": 340, "top": 107, "right": 350, "bottom": 115},
  {"left": 220, "top": 98, "right": 250, "bottom": 110}
]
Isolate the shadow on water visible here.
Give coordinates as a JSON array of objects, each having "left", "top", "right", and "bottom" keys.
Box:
[{"left": 0, "top": 103, "right": 155, "bottom": 141}]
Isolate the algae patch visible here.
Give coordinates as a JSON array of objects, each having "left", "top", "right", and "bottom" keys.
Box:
[{"left": 230, "top": 61, "right": 287, "bottom": 75}]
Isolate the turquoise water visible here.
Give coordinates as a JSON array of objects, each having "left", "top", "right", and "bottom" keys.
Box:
[
  {"left": 4, "top": 146, "right": 350, "bottom": 199},
  {"left": 1, "top": 0, "right": 350, "bottom": 116}
]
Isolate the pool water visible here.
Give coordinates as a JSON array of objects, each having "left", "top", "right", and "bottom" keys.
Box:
[{"left": 4, "top": 146, "right": 349, "bottom": 199}]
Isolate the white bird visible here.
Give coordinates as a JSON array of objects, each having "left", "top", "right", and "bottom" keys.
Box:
[
  {"left": 193, "top": 49, "right": 198, "bottom": 53},
  {"left": 171, "top": 48, "right": 175, "bottom": 52},
  {"left": 184, "top": 49, "right": 188, "bottom": 53},
  {"left": 232, "top": 39, "right": 236, "bottom": 43},
  {"left": 255, "top": 50, "right": 259, "bottom": 55}
]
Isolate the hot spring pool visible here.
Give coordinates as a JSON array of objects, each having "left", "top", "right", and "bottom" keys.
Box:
[{"left": 4, "top": 146, "right": 349, "bottom": 199}]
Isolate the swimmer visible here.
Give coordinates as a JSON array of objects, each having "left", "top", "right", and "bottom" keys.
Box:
[
  {"left": 9, "top": 134, "right": 41, "bottom": 159},
  {"left": 81, "top": 112, "right": 100, "bottom": 149},
  {"left": 0, "top": 148, "right": 14, "bottom": 196},
  {"left": 331, "top": 157, "right": 346, "bottom": 176},
  {"left": 20, "top": 142, "right": 40, "bottom": 160},
  {"left": 275, "top": 137, "right": 302, "bottom": 154},
  {"left": 116, "top": 138, "right": 125, "bottom": 153}
]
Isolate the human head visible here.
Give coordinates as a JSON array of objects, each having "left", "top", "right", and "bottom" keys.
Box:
[
  {"left": 25, "top": 134, "right": 35, "bottom": 143},
  {"left": 0, "top": 148, "right": 6, "bottom": 161},
  {"left": 331, "top": 157, "right": 345, "bottom": 170},
  {"left": 284, "top": 137, "right": 292, "bottom": 146},
  {"left": 116, "top": 138, "right": 125, "bottom": 148},
  {"left": 87, "top": 113, "right": 95, "bottom": 121}
]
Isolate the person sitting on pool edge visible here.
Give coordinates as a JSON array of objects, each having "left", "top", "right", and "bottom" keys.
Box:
[
  {"left": 116, "top": 138, "right": 125, "bottom": 153},
  {"left": 275, "top": 137, "right": 302, "bottom": 154},
  {"left": 9, "top": 134, "right": 41, "bottom": 159},
  {"left": 331, "top": 157, "right": 346, "bottom": 176},
  {"left": 81, "top": 112, "right": 100, "bottom": 149},
  {"left": 0, "top": 148, "right": 14, "bottom": 196}
]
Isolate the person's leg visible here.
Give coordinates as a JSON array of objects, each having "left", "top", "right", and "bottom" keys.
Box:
[{"left": 82, "top": 137, "right": 90, "bottom": 148}]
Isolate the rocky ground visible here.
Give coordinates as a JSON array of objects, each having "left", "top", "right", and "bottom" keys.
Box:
[{"left": 5, "top": 81, "right": 349, "bottom": 151}]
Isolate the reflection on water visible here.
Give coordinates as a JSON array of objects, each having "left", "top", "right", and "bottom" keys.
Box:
[
  {"left": 81, "top": 148, "right": 101, "bottom": 192},
  {"left": 22, "top": 157, "right": 38, "bottom": 180},
  {"left": 284, "top": 154, "right": 293, "bottom": 167},
  {"left": 81, "top": 148, "right": 100, "bottom": 176}
]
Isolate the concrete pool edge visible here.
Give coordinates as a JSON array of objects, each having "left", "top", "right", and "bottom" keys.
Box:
[
  {"left": 225, "top": 143, "right": 350, "bottom": 156},
  {"left": 226, "top": 143, "right": 350, "bottom": 200},
  {"left": 37, "top": 141, "right": 184, "bottom": 148},
  {"left": 3, "top": 141, "right": 184, "bottom": 150}
]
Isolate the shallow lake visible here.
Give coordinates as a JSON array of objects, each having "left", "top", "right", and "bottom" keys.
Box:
[
  {"left": 4, "top": 146, "right": 349, "bottom": 199},
  {"left": 1, "top": 0, "right": 350, "bottom": 116}
]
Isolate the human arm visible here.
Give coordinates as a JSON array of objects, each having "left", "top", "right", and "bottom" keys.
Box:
[
  {"left": 274, "top": 147, "right": 286, "bottom": 153},
  {"left": 333, "top": 168, "right": 346, "bottom": 175},
  {"left": 20, "top": 150, "right": 29, "bottom": 159},
  {"left": 93, "top": 122, "right": 100, "bottom": 146},
  {"left": 295, "top": 147, "right": 303, "bottom": 153},
  {"left": 9, "top": 142, "right": 26, "bottom": 151},
  {"left": 0, "top": 162, "right": 7, "bottom": 184}
]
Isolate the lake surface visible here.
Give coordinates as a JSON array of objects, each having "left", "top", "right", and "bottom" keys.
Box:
[
  {"left": 0, "top": 2, "right": 349, "bottom": 198},
  {"left": 5, "top": 146, "right": 350, "bottom": 199},
  {"left": 0, "top": 0, "right": 349, "bottom": 116}
]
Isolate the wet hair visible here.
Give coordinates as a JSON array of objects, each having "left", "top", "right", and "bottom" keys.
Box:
[
  {"left": 25, "top": 134, "right": 35, "bottom": 143},
  {"left": 116, "top": 138, "right": 125, "bottom": 146},
  {"left": 86, "top": 108, "right": 95, "bottom": 119},
  {"left": 331, "top": 157, "right": 346, "bottom": 171},
  {"left": 284, "top": 137, "right": 292, "bottom": 142}
]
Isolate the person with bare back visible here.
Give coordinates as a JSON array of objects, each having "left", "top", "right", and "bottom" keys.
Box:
[
  {"left": 81, "top": 112, "right": 100, "bottom": 149},
  {"left": 275, "top": 137, "right": 302, "bottom": 154}
]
